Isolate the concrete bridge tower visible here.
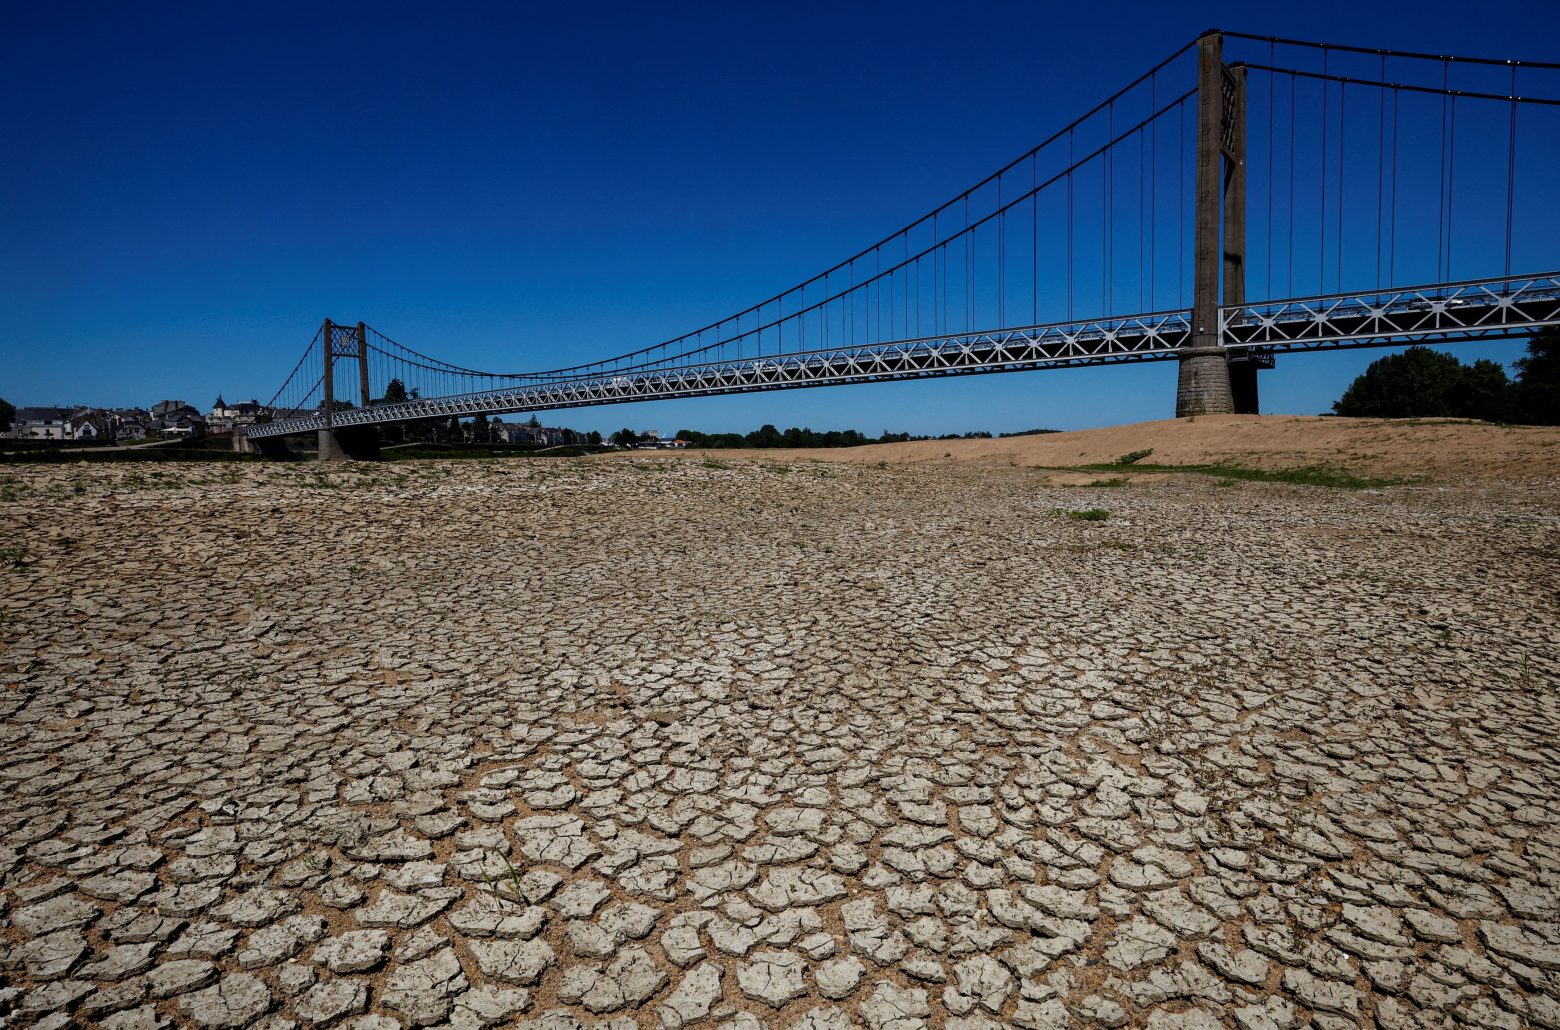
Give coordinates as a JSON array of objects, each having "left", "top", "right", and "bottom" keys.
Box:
[{"left": 1178, "top": 30, "right": 1263, "bottom": 416}]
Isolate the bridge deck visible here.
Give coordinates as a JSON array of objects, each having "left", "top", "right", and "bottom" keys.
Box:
[{"left": 248, "top": 273, "right": 1560, "bottom": 438}]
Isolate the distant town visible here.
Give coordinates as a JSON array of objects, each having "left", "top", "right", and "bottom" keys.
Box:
[
  {"left": 0, "top": 396, "right": 591, "bottom": 448},
  {"left": 0, "top": 394, "right": 1060, "bottom": 453}
]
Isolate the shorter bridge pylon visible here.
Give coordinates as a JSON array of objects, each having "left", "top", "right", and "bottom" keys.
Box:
[{"left": 318, "top": 318, "right": 376, "bottom": 460}]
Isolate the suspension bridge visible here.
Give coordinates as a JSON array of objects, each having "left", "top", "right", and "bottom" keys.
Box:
[{"left": 243, "top": 30, "right": 1560, "bottom": 456}]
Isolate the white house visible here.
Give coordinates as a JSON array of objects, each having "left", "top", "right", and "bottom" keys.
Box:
[{"left": 11, "top": 406, "right": 76, "bottom": 440}]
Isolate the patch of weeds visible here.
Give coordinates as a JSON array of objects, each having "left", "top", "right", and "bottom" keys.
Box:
[
  {"left": 1053, "top": 508, "right": 1110, "bottom": 521},
  {"left": 1085, "top": 477, "right": 1130, "bottom": 488},
  {"left": 1038, "top": 460, "right": 1396, "bottom": 490},
  {"left": 0, "top": 547, "right": 29, "bottom": 568},
  {"left": 1202, "top": 464, "right": 1394, "bottom": 489},
  {"left": 1215, "top": 478, "right": 1237, "bottom": 488},
  {"left": 700, "top": 459, "right": 730, "bottom": 470},
  {"left": 1114, "top": 448, "right": 1154, "bottom": 466}
]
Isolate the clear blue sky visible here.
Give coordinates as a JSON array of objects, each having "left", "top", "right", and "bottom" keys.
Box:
[{"left": 4, "top": 1, "right": 1557, "bottom": 435}]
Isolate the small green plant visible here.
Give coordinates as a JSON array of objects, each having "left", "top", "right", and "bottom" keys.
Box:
[
  {"left": 479, "top": 850, "right": 529, "bottom": 905},
  {"left": 1085, "top": 477, "right": 1129, "bottom": 488},
  {"left": 1114, "top": 448, "right": 1154, "bottom": 466},
  {"left": 700, "top": 459, "right": 729, "bottom": 470},
  {"left": 0, "top": 547, "right": 27, "bottom": 568},
  {"left": 1062, "top": 508, "right": 1110, "bottom": 521}
]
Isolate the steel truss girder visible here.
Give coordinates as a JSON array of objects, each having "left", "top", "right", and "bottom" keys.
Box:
[
  {"left": 245, "top": 272, "right": 1560, "bottom": 439},
  {"left": 1220, "top": 273, "right": 1560, "bottom": 352},
  {"left": 249, "top": 311, "right": 1194, "bottom": 436}
]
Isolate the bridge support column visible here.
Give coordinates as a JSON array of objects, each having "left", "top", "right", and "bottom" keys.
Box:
[
  {"left": 236, "top": 433, "right": 298, "bottom": 460},
  {"left": 1178, "top": 348, "right": 1236, "bottom": 415},
  {"left": 1177, "top": 30, "right": 1238, "bottom": 417},
  {"left": 317, "top": 428, "right": 348, "bottom": 460}
]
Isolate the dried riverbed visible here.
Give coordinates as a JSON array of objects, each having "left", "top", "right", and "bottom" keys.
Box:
[{"left": 0, "top": 457, "right": 1557, "bottom": 1029}]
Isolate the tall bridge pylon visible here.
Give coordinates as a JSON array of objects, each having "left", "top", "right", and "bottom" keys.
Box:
[{"left": 1181, "top": 31, "right": 1245, "bottom": 416}]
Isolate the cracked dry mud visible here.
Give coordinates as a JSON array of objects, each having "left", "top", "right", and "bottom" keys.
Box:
[{"left": 0, "top": 455, "right": 1556, "bottom": 1029}]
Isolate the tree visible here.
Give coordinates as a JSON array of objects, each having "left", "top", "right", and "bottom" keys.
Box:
[
  {"left": 585, "top": 430, "right": 602, "bottom": 446},
  {"left": 745, "top": 424, "right": 783, "bottom": 448},
  {"left": 0, "top": 397, "right": 13, "bottom": 433},
  {"left": 1454, "top": 359, "right": 1511, "bottom": 423},
  {"left": 1511, "top": 329, "right": 1560, "bottom": 425},
  {"left": 1332, "top": 346, "right": 1507, "bottom": 422},
  {"left": 610, "top": 428, "right": 638, "bottom": 447},
  {"left": 383, "top": 378, "right": 409, "bottom": 404}
]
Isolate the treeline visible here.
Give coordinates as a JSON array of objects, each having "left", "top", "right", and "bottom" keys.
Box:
[
  {"left": 660, "top": 425, "right": 1014, "bottom": 449},
  {"left": 1333, "top": 331, "right": 1558, "bottom": 424}
]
